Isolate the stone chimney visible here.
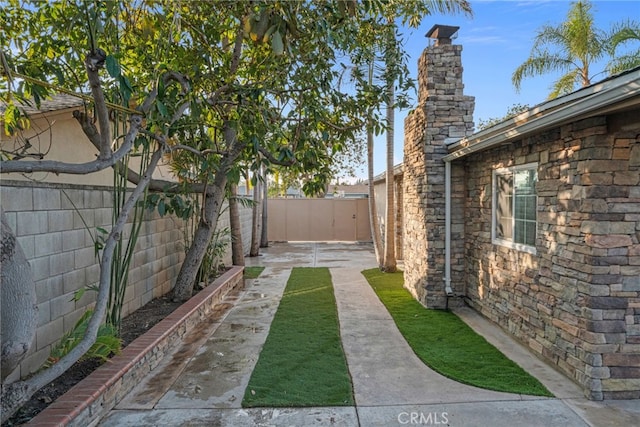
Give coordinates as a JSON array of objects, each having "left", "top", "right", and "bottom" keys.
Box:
[{"left": 403, "top": 25, "right": 475, "bottom": 308}]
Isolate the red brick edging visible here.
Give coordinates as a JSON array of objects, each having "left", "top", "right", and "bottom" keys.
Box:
[{"left": 26, "top": 266, "right": 244, "bottom": 427}]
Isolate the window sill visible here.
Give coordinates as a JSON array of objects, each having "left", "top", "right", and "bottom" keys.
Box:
[{"left": 492, "top": 238, "right": 537, "bottom": 255}]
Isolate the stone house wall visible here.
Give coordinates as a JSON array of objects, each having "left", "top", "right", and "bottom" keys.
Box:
[
  {"left": 460, "top": 111, "right": 640, "bottom": 400},
  {"left": 1, "top": 180, "right": 252, "bottom": 382},
  {"left": 402, "top": 25, "right": 640, "bottom": 400}
]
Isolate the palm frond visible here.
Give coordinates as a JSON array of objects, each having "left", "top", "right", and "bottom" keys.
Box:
[
  {"left": 532, "top": 25, "right": 569, "bottom": 52},
  {"left": 607, "top": 52, "right": 640, "bottom": 74},
  {"left": 609, "top": 20, "right": 640, "bottom": 51},
  {"left": 512, "top": 53, "right": 573, "bottom": 91},
  {"left": 548, "top": 69, "right": 580, "bottom": 100},
  {"left": 395, "top": 0, "right": 473, "bottom": 27}
]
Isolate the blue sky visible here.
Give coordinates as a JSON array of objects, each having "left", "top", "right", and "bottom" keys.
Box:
[{"left": 360, "top": 0, "right": 640, "bottom": 179}]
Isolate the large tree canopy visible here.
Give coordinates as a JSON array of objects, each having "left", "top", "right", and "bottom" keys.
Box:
[{"left": 1, "top": 0, "right": 471, "bottom": 420}]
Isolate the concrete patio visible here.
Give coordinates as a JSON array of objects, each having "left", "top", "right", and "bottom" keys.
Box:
[{"left": 99, "top": 242, "right": 640, "bottom": 426}]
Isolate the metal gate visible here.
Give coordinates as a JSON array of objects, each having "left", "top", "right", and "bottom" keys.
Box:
[{"left": 267, "top": 198, "right": 371, "bottom": 242}]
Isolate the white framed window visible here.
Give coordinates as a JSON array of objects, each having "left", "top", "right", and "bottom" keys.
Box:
[{"left": 492, "top": 163, "right": 538, "bottom": 254}]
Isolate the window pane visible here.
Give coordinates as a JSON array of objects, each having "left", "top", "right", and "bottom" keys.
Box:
[
  {"left": 496, "top": 173, "right": 513, "bottom": 240},
  {"left": 514, "top": 169, "right": 537, "bottom": 245},
  {"left": 498, "top": 217, "right": 512, "bottom": 240},
  {"left": 514, "top": 219, "right": 523, "bottom": 243},
  {"left": 514, "top": 218, "right": 535, "bottom": 245},
  {"left": 525, "top": 195, "right": 536, "bottom": 220},
  {"left": 494, "top": 166, "right": 537, "bottom": 249},
  {"left": 525, "top": 221, "right": 536, "bottom": 246}
]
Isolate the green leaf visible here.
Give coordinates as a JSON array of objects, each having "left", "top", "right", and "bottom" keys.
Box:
[
  {"left": 156, "top": 100, "right": 168, "bottom": 117},
  {"left": 271, "top": 31, "right": 284, "bottom": 55},
  {"left": 158, "top": 199, "right": 166, "bottom": 216},
  {"left": 72, "top": 287, "right": 86, "bottom": 302},
  {"left": 119, "top": 75, "right": 133, "bottom": 104},
  {"left": 105, "top": 55, "right": 121, "bottom": 78}
]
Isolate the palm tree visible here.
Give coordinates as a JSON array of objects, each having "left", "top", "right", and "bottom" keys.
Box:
[
  {"left": 375, "top": 17, "right": 398, "bottom": 273},
  {"left": 366, "top": 62, "right": 384, "bottom": 267},
  {"left": 514, "top": 1, "right": 640, "bottom": 99},
  {"left": 383, "top": 37, "right": 397, "bottom": 273},
  {"left": 512, "top": 1, "right": 606, "bottom": 99}
]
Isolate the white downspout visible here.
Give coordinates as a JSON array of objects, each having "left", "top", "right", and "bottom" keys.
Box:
[{"left": 444, "top": 159, "right": 453, "bottom": 296}]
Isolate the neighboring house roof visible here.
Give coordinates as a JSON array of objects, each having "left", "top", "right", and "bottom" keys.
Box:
[
  {"left": 330, "top": 184, "right": 369, "bottom": 193},
  {"left": 445, "top": 66, "right": 640, "bottom": 162},
  {"left": 373, "top": 163, "right": 403, "bottom": 183},
  {"left": 0, "top": 93, "right": 85, "bottom": 116}
]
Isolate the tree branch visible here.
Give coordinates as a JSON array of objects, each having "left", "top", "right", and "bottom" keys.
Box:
[
  {"left": 1, "top": 145, "right": 163, "bottom": 422},
  {"left": 166, "top": 144, "right": 224, "bottom": 157},
  {"left": 78, "top": 127, "right": 221, "bottom": 195},
  {"left": 258, "top": 146, "right": 297, "bottom": 167},
  {"left": 0, "top": 115, "right": 143, "bottom": 174},
  {"left": 84, "top": 49, "right": 111, "bottom": 160},
  {"left": 72, "top": 110, "right": 102, "bottom": 147},
  {"left": 139, "top": 71, "right": 190, "bottom": 115}
]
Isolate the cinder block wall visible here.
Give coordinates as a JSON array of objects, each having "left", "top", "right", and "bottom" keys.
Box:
[
  {"left": 1, "top": 180, "right": 251, "bottom": 381},
  {"left": 462, "top": 112, "right": 640, "bottom": 400}
]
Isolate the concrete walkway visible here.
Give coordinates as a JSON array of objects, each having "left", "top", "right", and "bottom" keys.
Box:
[{"left": 100, "top": 242, "right": 640, "bottom": 426}]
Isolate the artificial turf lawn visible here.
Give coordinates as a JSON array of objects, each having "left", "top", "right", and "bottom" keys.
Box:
[
  {"left": 243, "top": 266, "right": 265, "bottom": 279},
  {"left": 242, "top": 267, "right": 354, "bottom": 407},
  {"left": 362, "top": 268, "right": 553, "bottom": 397}
]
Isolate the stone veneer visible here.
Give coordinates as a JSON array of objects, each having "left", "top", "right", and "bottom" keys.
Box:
[
  {"left": 403, "top": 38, "right": 474, "bottom": 308},
  {"left": 0, "top": 180, "right": 252, "bottom": 382},
  {"left": 402, "top": 27, "right": 639, "bottom": 400},
  {"left": 459, "top": 111, "right": 640, "bottom": 400}
]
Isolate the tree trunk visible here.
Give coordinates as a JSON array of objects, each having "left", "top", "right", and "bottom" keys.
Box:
[
  {"left": 229, "top": 184, "right": 245, "bottom": 266},
  {"left": 260, "top": 166, "right": 269, "bottom": 248},
  {"left": 1, "top": 210, "right": 37, "bottom": 382},
  {"left": 172, "top": 123, "right": 241, "bottom": 301},
  {"left": 249, "top": 170, "right": 262, "bottom": 257},
  {"left": 366, "top": 62, "right": 383, "bottom": 267},
  {"left": 367, "top": 125, "right": 383, "bottom": 267},
  {"left": 1, "top": 146, "right": 161, "bottom": 423},
  {"left": 172, "top": 175, "right": 228, "bottom": 301},
  {"left": 383, "top": 63, "right": 397, "bottom": 273}
]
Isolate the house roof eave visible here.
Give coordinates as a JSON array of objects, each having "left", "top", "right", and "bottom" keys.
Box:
[
  {"left": 0, "top": 94, "right": 85, "bottom": 119},
  {"left": 444, "top": 68, "right": 640, "bottom": 162},
  {"left": 372, "top": 163, "right": 403, "bottom": 183}
]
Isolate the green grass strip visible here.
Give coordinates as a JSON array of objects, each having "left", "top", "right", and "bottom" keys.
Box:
[
  {"left": 244, "top": 266, "right": 265, "bottom": 279},
  {"left": 242, "top": 267, "right": 354, "bottom": 407},
  {"left": 362, "top": 268, "right": 553, "bottom": 397}
]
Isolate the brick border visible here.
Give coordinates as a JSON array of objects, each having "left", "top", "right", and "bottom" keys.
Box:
[{"left": 26, "top": 266, "right": 244, "bottom": 427}]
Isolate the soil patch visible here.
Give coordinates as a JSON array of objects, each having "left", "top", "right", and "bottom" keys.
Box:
[{"left": 3, "top": 295, "right": 183, "bottom": 426}]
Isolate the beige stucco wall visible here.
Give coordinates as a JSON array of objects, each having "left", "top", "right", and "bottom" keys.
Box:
[
  {"left": 267, "top": 198, "right": 371, "bottom": 242},
  {"left": 373, "top": 176, "right": 403, "bottom": 260},
  {"left": 1, "top": 107, "right": 177, "bottom": 186}
]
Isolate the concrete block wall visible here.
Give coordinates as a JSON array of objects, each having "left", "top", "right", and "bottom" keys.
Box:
[
  {"left": 1, "top": 180, "right": 251, "bottom": 381},
  {"left": 461, "top": 112, "right": 640, "bottom": 399}
]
